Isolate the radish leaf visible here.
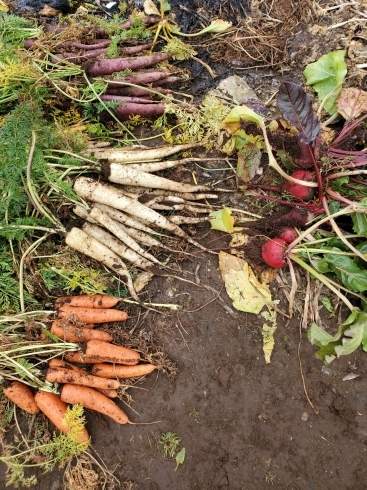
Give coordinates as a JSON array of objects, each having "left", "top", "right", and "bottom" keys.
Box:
[
  {"left": 277, "top": 81, "right": 320, "bottom": 144},
  {"left": 326, "top": 253, "right": 367, "bottom": 292},
  {"left": 303, "top": 50, "right": 347, "bottom": 115}
]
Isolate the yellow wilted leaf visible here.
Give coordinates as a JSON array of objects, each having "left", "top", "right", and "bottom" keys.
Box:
[
  {"left": 0, "top": 0, "right": 9, "bottom": 12},
  {"left": 261, "top": 307, "right": 277, "bottom": 364},
  {"left": 210, "top": 207, "right": 234, "bottom": 233},
  {"left": 219, "top": 251, "right": 271, "bottom": 314}
]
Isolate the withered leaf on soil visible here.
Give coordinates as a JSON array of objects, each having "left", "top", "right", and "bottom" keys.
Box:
[
  {"left": 277, "top": 81, "right": 321, "bottom": 144},
  {"left": 337, "top": 87, "right": 367, "bottom": 121},
  {"left": 218, "top": 251, "right": 271, "bottom": 314}
]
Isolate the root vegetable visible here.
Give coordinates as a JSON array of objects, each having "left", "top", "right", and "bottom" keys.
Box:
[
  {"left": 89, "top": 207, "right": 161, "bottom": 265},
  {"left": 50, "top": 321, "right": 113, "bottom": 343},
  {"left": 34, "top": 390, "right": 90, "bottom": 444},
  {"left": 261, "top": 238, "right": 287, "bottom": 268},
  {"left": 106, "top": 86, "right": 170, "bottom": 97},
  {"left": 281, "top": 170, "right": 316, "bottom": 201},
  {"left": 101, "top": 163, "right": 212, "bottom": 193},
  {"left": 57, "top": 305, "right": 128, "bottom": 324},
  {"left": 95, "top": 388, "right": 118, "bottom": 398},
  {"left": 84, "top": 52, "right": 172, "bottom": 77},
  {"left": 99, "top": 95, "right": 158, "bottom": 104},
  {"left": 3, "top": 380, "right": 40, "bottom": 414},
  {"left": 91, "top": 363, "right": 156, "bottom": 379},
  {"left": 279, "top": 227, "right": 298, "bottom": 244},
  {"left": 61, "top": 384, "right": 132, "bottom": 424},
  {"left": 82, "top": 222, "right": 158, "bottom": 272},
  {"left": 64, "top": 227, "right": 140, "bottom": 301},
  {"left": 45, "top": 367, "right": 121, "bottom": 390},
  {"left": 106, "top": 71, "right": 170, "bottom": 87},
  {"left": 84, "top": 143, "right": 201, "bottom": 163},
  {"left": 65, "top": 340, "right": 140, "bottom": 365},
  {"left": 55, "top": 294, "right": 119, "bottom": 309},
  {"left": 73, "top": 177, "right": 208, "bottom": 251},
  {"left": 114, "top": 102, "right": 166, "bottom": 120},
  {"left": 93, "top": 204, "right": 165, "bottom": 236}
]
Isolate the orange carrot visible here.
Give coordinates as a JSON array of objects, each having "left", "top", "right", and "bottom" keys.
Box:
[
  {"left": 64, "top": 351, "right": 108, "bottom": 364},
  {"left": 45, "top": 366, "right": 120, "bottom": 390},
  {"left": 34, "top": 390, "right": 90, "bottom": 444},
  {"left": 3, "top": 381, "right": 40, "bottom": 414},
  {"left": 60, "top": 384, "right": 132, "bottom": 424},
  {"left": 57, "top": 306, "right": 128, "bottom": 324},
  {"left": 48, "top": 358, "right": 83, "bottom": 371},
  {"left": 85, "top": 340, "right": 140, "bottom": 365},
  {"left": 55, "top": 294, "right": 119, "bottom": 309},
  {"left": 50, "top": 321, "right": 113, "bottom": 343},
  {"left": 95, "top": 388, "right": 119, "bottom": 398},
  {"left": 91, "top": 363, "right": 156, "bottom": 379},
  {"left": 64, "top": 340, "right": 140, "bottom": 365}
]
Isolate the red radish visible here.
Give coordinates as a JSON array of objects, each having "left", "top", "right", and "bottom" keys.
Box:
[
  {"left": 261, "top": 238, "right": 287, "bottom": 268},
  {"left": 281, "top": 170, "right": 316, "bottom": 201},
  {"left": 279, "top": 227, "right": 298, "bottom": 243}
]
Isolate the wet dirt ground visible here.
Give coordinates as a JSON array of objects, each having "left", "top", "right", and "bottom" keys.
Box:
[{"left": 2, "top": 0, "right": 367, "bottom": 489}]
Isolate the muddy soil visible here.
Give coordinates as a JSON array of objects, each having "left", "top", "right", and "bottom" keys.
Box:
[{"left": 2, "top": 0, "right": 367, "bottom": 489}]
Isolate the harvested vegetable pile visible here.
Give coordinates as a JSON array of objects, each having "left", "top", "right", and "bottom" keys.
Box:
[{"left": 0, "top": 293, "right": 173, "bottom": 487}]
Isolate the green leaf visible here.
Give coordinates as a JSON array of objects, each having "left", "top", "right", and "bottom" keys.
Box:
[
  {"left": 321, "top": 297, "right": 334, "bottom": 313},
  {"left": 175, "top": 448, "right": 185, "bottom": 471},
  {"left": 308, "top": 309, "right": 367, "bottom": 362},
  {"left": 210, "top": 207, "right": 234, "bottom": 233},
  {"left": 326, "top": 252, "right": 367, "bottom": 292},
  {"left": 351, "top": 212, "right": 367, "bottom": 237},
  {"left": 303, "top": 50, "right": 347, "bottom": 114}
]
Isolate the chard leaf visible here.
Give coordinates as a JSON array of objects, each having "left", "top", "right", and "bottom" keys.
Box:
[
  {"left": 326, "top": 253, "right": 367, "bottom": 292},
  {"left": 303, "top": 50, "right": 347, "bottom": 115},
  {"left": 277, "top": 81, "right": 320, "bottom": 144},
  {"left": 337, "top": 87, "right": 367, "bottom": 121},
  {"left": 236, "top": 145, "right": 262, "bottom": 183},
  {"left": 175, "top": 447, "right": 185, "bottom": 470}
]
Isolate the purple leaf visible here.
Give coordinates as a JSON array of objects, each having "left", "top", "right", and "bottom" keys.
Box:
[{"left": 277, "top": 82, "right": 320, "bottom": 144}]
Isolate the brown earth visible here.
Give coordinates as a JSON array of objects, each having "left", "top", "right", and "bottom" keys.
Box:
[{"left": 2, "top": 0, "right": 367, "bottom": 489}]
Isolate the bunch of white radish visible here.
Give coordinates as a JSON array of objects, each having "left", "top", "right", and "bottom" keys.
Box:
[{"left": 66, "top": 144, "right": 223, "bottom": 300}]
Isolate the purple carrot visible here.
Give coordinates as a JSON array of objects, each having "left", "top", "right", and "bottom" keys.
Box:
[
  {"left": 106, "top": 86, "right": 171, "bottom": 97},
  {"left": 49, "top": 48, "right": 108, "bottom": 64},
  {"left": 115, "top": 103, "right": 166, "bottom": 120},
  {"left": 152, "top": 76, "right": 181, "bottom": 86},
  {"left": 106, "top": 71, "right": 170, "bottom": 87},
  {"left": 84, "top": 52, "right": 172, "bottom": 76},
  {"left": 100, "top": 95, "right": 157, "bottom": 104},
  {"left": 121, "top": 43, "right": 154, "bottom": 55}
]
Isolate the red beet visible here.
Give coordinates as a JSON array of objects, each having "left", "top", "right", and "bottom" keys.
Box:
[
  {"left": 279, "top": 227, "right": 298, "bottom": 244},
  {"left": 261, "top": 238, "right": 287, "bottom": 268},
  {"left": 281, "top": 170, "right": 316, "bottom": 201}
]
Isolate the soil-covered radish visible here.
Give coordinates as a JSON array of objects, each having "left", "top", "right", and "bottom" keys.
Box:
[
  {"left": 261, "top": 238, "right": 287, "bottom": 268},
  {"left": 279, "top": 227, "right": 298, "bottom": 244},
  {"left": 281, "top": 170, "right": 316, "bottom": 201}
]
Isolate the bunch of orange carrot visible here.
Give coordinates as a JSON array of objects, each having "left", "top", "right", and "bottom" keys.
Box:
[{"left": 2, "top": 294, "right": 157, "bottom": 444}]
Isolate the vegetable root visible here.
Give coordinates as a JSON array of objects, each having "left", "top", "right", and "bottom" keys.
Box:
[
  {"left": 50, "top": 321, "right": 113, "bottom": 343},
  {"left": 65, "top": 340, "right": 140, "bottom": 365},
  {"left": 45, "top": 366, "right": 121, "bottom": 390},
  {"left": 73, "top": 177, "right": 209, "bottom": 252},
  {"left": 55, "top": 294, "right": 119, "bottom": 309},
  {"left": 61, "top": 384, "right": 132, "bottom": 424},
  {"left": 91, "top": 363, "right": 157, "bottom": 379},
  {"left": 34, "top": 390, "right": 90, "bottom": 444},
  {"left": 64, "top": 227, "right": 140, "bottom": 302},
  {"left": 3, "top": 380, "right": 40, "bottom": 414},
  {"left": 57, "top": 306, "right": 128, "bottom": 324}
]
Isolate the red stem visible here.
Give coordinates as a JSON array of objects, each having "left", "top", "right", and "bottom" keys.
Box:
[{"left": 307, "top": 144, "right": 323, "bottom": 204}]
